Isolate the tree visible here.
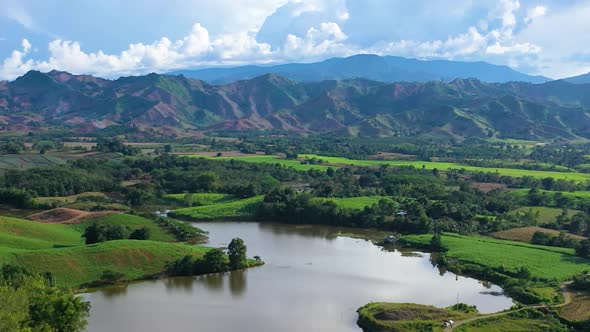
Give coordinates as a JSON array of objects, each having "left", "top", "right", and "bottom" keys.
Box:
[
  {"left": 129, "top": 227, "right": 151, "bottom": 240},
  {"left": 203, "top": 249, "right": 226, "bottom": 273},
  {"left": 576, "top": 240, "right": 590, "bottom": 258},
  {"left": 228, "top": 238, "right": 247, "bottom": 269},
  {"left": 183, "top": 193, "right": 194, "bottom": 207},
  {"left": 430, "top": 233, "right": 448, "bottom": 252},
  {"left": 82, "top": 223, "right": 130, "bottom": 244},
  {"left": 0, "top": 265, "right": 90, "bottom": 332}
]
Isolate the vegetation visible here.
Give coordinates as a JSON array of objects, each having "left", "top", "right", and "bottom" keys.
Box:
[
  {"left": 400, "top": 233, "right": 589, "bottom": 281},
  {"left": 72, "top": 213, "right": 176, "bottom": 242},
  {"left": 172, "top": 196, "right": 264, "bottom": 220},
  {"left": 228, "top": 238, "right": 247, "bottom": 270},
  {"left": 0, "top": 264, "right": 90, "bottom": 332},
  {"left": 356, "top": 302, "right": 476, "bottom": 332},
  {"left": 454, "top": 308, "right": 569, "bottom": 332}
]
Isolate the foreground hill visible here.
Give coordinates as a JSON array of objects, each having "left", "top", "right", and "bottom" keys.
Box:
[
  {"left": 171, "top": 54, "right": 550, "bottom": 84},
  {"left": 1, "top": 70, "right": 590, "bottom": 140}
]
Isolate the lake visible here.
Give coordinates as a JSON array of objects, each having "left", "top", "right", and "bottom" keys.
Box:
[{"left": 83, "top": 222, "right": 513, "bottom": 332}]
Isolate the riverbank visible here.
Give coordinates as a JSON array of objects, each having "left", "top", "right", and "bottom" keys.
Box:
[
  {"left": 0, "top": 214, "right": 262, "bottom": 289},
  {"left": 356, "top": 302, "right": 570, "bottom": 332}
]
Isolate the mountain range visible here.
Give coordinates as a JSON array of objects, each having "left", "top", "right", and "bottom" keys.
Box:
[
  {"left": 564, "top": 72, "right": 590, "bottom": 84},
  {"left": 1, "top": 70, "right": 590, "bottom": 140},
  {"left": 171, "top": 54, "right": 551, "bottom": 84}
]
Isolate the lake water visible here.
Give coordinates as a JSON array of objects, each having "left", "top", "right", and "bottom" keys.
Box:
[{"left": 83, "top": 222, "right": 513, "bottom": 332}]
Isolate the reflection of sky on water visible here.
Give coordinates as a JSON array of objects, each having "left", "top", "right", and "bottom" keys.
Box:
[{"left": 83, "top": 222, "right": 513, "bottom": 332}]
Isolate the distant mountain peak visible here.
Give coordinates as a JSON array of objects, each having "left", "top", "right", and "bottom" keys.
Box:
[{"left": 170, "top": 54, "right": 551, "bottom": 84}]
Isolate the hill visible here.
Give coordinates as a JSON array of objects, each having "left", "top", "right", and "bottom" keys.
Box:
[
  {"left": 563, "top": 72, "right": 590, "bottom": 84},
  {"left": 2, "top": 70, "right": 590, "bottom": 140},
  {"left": 171, "top": 54, "right": 550, "bottom": 84}
]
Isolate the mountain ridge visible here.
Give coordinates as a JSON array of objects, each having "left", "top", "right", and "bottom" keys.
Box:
[
  {"left": 169, "top": 54, "right": 551, "bottom": 84},
  {"left": 0, "top": 70, "right": 588, "bottom": 141}
]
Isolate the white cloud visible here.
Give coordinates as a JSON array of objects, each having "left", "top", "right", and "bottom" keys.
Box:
[
  {"left": 524, "top": 6, "right": 547, "bottom": 24},
  {"left": 0, "top": 0, "right": 37, "bottom": 30},
  {"left": 517, "top": 2, "right": 590, "bottom": 78}
]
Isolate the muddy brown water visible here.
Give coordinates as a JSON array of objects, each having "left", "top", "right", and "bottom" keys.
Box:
[{"left": 83, "top": 222, "right": 513, "bottom": 332}]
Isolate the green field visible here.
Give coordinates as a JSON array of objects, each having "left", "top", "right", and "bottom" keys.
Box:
[
  {"left": 0, "top": 215, "right": 209, "bottom": 287},
  {"left": 11, "top": 240, "right": 209, "bottom": 288},
  {"left": 186, "top": 152, "right": 590, "bottom": 181},
  {"left": 163, "top": 193, "right": 238, "bottom": 206},
  {"left": 401, "top": 233, "right": 590, "bottom": 280},
  {"left": 300, "top": 154, "right": 590, "bottom": 181},
  {"left": 187, "top": 154, "right": 333, "bottom": 171},
  {"left": 312, "top": 196, "right": 391, "bottom": 210},
  {"left": 0, "top": 216, "right": 84, "bottom": 250},
  {"left": 512, "top": 188, "right": 590, "bottom": 200},
  {"left": 172, "top": 195, "right": 264, "bottom": 220},
  {"left": 69, "top": 213, "right": 176, "bottom": 242},
  {"left": 508, "top": 206, "right": 579, "bottom": 224},
  {"left": 0, "top": 154, "right": 68, "bottom": 172}
]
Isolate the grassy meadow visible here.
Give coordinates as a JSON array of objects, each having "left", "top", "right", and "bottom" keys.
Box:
[
  {"left": 0, "top": 214, "right": 209, "bottom": 288},
  {"left": 163, "top": 193, "right": 238, "bottom": 206},
  {"left": 507, "top": 206, "right": 579, "bottom": 224},
  {"left": 312, "top": 196, "right": 391, "bottom": 210},
  {"left": 401, "top": 233, "right": 590, "bottom": 280},
  {"left": 172, "top": 195, "right": 264, "bottom": 220}
]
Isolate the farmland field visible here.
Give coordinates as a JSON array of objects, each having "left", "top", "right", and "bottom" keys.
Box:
[
  {"left": 507, "top": 206, "right": 579, "bottom": 224},
  {"left": 187, "top": 154, "right": 334, "bottom": 171},
  {"left": 187, "top": 153, "right": 590, "bottom": 181},
  {"left": 512, "top": 188, "right": 590, "bottom": 200},
  {"left": 172, "top": 195, "right": 264, "bottom": 220},
  {"left": 163, "top": 193, "right": 238, "bottom": 206},
  {"left": 491, "top": 226, "right": 587, "bottom": 243},
  {"left": 400, "top": 233, "right": 590, "bottom": 280},
  {"left": 299, "top": 154, "right": 590, "bottom": 181},
  {"left": 312, "top": 196, "right": 392, "bottom": 210}
]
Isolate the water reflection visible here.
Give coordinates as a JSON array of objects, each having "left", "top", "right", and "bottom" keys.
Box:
[
  {"left": 84, "top": 222, "right": 514, "bottom": 332},
  {"left": 229, "top": 270, "right": 247, "bottom": 297}
]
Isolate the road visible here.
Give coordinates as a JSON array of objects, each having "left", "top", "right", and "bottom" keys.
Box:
[{"left": 444, "top": 282, "right": 573, "bottom": 331}]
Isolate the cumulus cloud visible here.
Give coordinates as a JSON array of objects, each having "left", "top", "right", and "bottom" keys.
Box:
[
  {"left": 0, "top": 0, "right": 552, "bottom": 80},
  {"left": 524, "top": 6, "right": 547, "bottom": 24}
]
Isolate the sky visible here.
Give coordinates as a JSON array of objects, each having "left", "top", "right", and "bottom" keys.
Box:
[{"left": 0, "top": 0, "right": 589, "bottom": 80}]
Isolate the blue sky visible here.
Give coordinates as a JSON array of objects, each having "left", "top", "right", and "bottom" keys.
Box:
[{"left": 0, "top": 0, "right": 589, "bottom": 80}]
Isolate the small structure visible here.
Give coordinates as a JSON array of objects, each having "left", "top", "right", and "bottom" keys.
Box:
[
  {"left": 442, "top": 320, "right": 454, "bottom": 328},
  {"left": 154, "top": 209, "right": 172, "bottom": 218},
  {"left": 383, "top": 235, "right": 398, "bottom": 244}
]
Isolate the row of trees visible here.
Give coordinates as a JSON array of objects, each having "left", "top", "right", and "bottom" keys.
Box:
[{"left": 83, "top": 223, "right": 150, "bottom": 244}]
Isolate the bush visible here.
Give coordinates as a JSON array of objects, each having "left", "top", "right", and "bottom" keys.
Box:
[
  {"left": 129, "top": 227, "right": 151, "bottom": 240},
  {"left": 82, "top": 223, "right": 130, "bottom": 244}
]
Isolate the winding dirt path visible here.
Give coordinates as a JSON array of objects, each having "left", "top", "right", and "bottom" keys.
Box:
[{"left": 445, "top": 282, "right": 573, "bottom": 331}]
